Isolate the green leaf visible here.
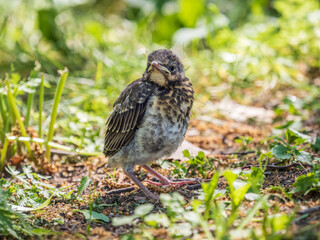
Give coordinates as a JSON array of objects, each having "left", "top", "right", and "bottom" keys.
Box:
[
  {"left": 35, "top": 193, "right": 55, "bottom": 210},
  {"left": 232, "top": 184, "right": 251, "bottom": 207},
  {"left": 134, "top": 203, "right": 153, "bottom": 217},
  {"left": 268, "top": 213, "right": 290, "bottom": 232},
  {"left": 291, "top": 172, "right": 319, "bottom": 195},
  {"left": 224, "top": 170, "right": 251, "bottom": 207},
  {"left": 183, "top": 149, "right": 191, "bottom": 158},
  {"left": 236, "top": 195, "right": 268, "bottom": 231},
  {"left": 203, "top": 171, "right": 220, "bottom": 220},
  {"left": 286, "top": 128, "right": 311, "bottom": 144},
  {"left": 178, "top": 0, "right": 204, "bottom": 27},
  {"left": 112, "top": 215, "right": 135, "bottom": 226},
  {"left": 311, "top": 137, "right": 320, "bottom": 152},
  {"left": 274, "top": 120, "right": 294, "bottom": 129},
  {"left": 75, "top": 176, "right": 92, "bottom": 199},
  {"left": 271, "top": 145, "right": 291, "bottom": 160},
  {"left": 73, "top": 209, "right": 109, "bottom": 223},
  {"left": 38, "top": 9, "right": 58, "bottom": 41},
  {"left": 295, "top": 151, "right": 312, "bottom": 163},
  {"left": 197, "top": 151, "right": 205, "bottom": 159},
  {"left": 204, "top": 171, "right": 220, "bottom": 205},
  {"left": 145, "top": 213, "right": 170, "bottom": 228}
]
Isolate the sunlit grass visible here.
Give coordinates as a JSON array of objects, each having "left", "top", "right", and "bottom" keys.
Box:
[
  {"left": 45, "top": 69, "right": 68, "bottom": 161},
  {"left": 5, "top": 79, "right": 32, "bottom": 158},
  {"left": 38, "top": 74, "right": 44, "bottom": 138}
]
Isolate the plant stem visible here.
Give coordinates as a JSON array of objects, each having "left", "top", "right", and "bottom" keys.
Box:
[
  {"left": 95, "top": 61, "right": 103, "bottom": 82},
  {"left": 45, "top": 69, "right": 68, "bottom": 161},
  {"left": 25, "top": 92, "right": 34, "bottom": 127},
  {"left": 0, "top": 94, "right": 8, "bottom": 143},
  {"left": 0, "top": 137, "right": 9, "bottom": 172},
  {"left": 5, "top": 80, "right": 33, "bottom": 157},
  {"left": 38, "top": 74, "right": 44, "bottom": 138}
]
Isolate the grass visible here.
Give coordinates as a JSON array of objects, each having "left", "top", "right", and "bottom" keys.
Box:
[
  {"left": 5, "top": 79, "right": 32, "bottom": 158},
  {"left": 45, "top": 69, "right": 69, "bottom": 161},
  {"left": 38, "top": 74, "right": 44, "bottom": 138}
]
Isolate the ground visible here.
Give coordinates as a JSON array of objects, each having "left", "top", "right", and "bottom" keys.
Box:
[{"left": 13, "top": 114, "right": 318, "bottom": 240}]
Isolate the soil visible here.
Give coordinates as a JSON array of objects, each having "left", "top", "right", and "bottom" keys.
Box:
[{"left": 13, "top": 117, "right": 318, "bottom": 240}]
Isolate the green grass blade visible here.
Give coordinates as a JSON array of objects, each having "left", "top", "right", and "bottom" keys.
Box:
[
  {"left": 95, "top": 61, "right": 103, "bottom": 82},
  {"left": 0, "top": 94, "right": 6, "bottom": 124},
  {"left": 0, "top": 137, "right": 9, "bottom": 172},
  {"left": 45, "top": 69, "right": 68, "bottom": 161},
  {"left": 7, "top": 135, "right": 102, "bottom": 156},
  {"left": 0, "top": 94, "right": 8, "bottom": 143},
  {"left": 5, "top": 75, "right": 16, "bottom": 125},
  {"left": 25, "top": 92, "right": 34, "bottom": 127},
  {"left": 38, "top": 74, "right": 44, "bottom": 138},
  {"left": 236, "top": 195, "right": 268, "bottom": 231},
  {"left": 5, "top": 80, "right": 32, "bottom": 157}
]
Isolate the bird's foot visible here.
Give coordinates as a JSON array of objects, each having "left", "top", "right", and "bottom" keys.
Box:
[{"left": 145, "top": 178, "right": 201, "bottom": 187}]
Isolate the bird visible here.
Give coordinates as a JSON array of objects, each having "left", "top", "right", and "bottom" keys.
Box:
[{"left": 104, "top": 49, "right": 197, "bottom": 200}]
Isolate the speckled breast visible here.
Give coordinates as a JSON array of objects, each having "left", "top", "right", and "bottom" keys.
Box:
[{"left": 135, "top": 84, "right": 193, "bottom": 161}]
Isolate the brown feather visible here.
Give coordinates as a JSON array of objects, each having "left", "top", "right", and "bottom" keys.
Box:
[{"left": 104, "top": 80, "right": 154, "bottom": 157}]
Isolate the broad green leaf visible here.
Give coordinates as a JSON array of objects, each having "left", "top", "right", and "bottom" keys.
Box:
[
  {"left": 112, "top": 215, "right": 135, "bottom": 226},
  {"left": 197, "top": 151, "right": 205, "bottom": 159},
  {"left": 291, "top": 172, "right": 319, "bottom": 195},
  {"left": 295, "top": 151, "right": 312, "bottom": 163},
  {"left": 286, "top": 128, "right": 311, "bottom": 144},
  {"left": 134, "top": 204, "right": 153, "bottom": 217},
  {"left": 271, "top": 145, "right": 291, "bottom": 160},
  {"left": 224, "top": 170, "right": 251, "bottom": 207},
  {"left": 183, "top": 149, "right": 191, "bottom": 158},
  {"left": 232, "top": 184, "right": 251, "bottom": 207},
  {"left": 145, "top": 213, "right": 170, "bottom": 227},
  {"left": 73, "top": 209, "right": 109, "bottom": 223},
  {"left": 268, "top": 213, "right": 290, "bottom": 232}
]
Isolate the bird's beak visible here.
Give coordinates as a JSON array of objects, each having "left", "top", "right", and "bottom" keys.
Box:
[{"left": 150, "top": 61, "right": 171, "bottom": 74}]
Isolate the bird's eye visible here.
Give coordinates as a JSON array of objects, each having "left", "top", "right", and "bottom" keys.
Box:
[{"left": 169, "top": 66, "right": 175, "bottom": 72}]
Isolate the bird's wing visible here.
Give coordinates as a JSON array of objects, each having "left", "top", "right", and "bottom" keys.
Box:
[{"left": 104, "top": 80, "right": 154, "bottom": 157}]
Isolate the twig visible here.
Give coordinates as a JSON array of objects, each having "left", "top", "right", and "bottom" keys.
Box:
[
  {"left": 218, "top": 151, "right": 255, "bottom": 156},
  {"left": 242, "top": 163, "right": 313, "bottom": 170},
  {"left": 106, "top": 187, "right": 135, "bottom": 195},
  {"left": 186, "top": 183, "right": 202, "bottom": 190},
  {"left": 298, "top": 205, "right": 320, "bottom": 215},
  {"left": 185, "top": 179, "right": 211, "bottom": 190}
]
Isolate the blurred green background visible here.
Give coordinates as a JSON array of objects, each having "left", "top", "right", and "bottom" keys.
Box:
[{"left": 0, "top": 0, "right": 319, "bottom": 154}]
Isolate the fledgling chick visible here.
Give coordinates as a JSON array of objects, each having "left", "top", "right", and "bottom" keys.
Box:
[{"left": 104, "top": 49, "right": 195, "bottom": 199}]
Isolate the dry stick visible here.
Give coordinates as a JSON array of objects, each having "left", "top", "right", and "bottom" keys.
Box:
[
  {"left": 217, "top": 150, "right": 255, "bottom": 155},
  {"left": 106, "top": 187, "right": 135, "bottom": 195},
  {"left": 242, "top": 162, "right": 313, "bottom": 170}
]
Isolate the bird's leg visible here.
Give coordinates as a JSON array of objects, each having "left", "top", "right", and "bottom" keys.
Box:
[
  {"left": 142, "top": 165, "right": 200, "bottom": 186},
  {"left": 124, "top": 170, "right": 159, "bottom": 200}
]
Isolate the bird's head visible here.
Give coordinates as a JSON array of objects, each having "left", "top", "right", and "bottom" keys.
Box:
[{"left": 143, "top": 49, "right": 185, "bottom": 87}]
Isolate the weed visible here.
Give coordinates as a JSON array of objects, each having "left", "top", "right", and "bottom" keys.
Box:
[{"left": 270, "top": 128, "right": 313, "bottom": 164}]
